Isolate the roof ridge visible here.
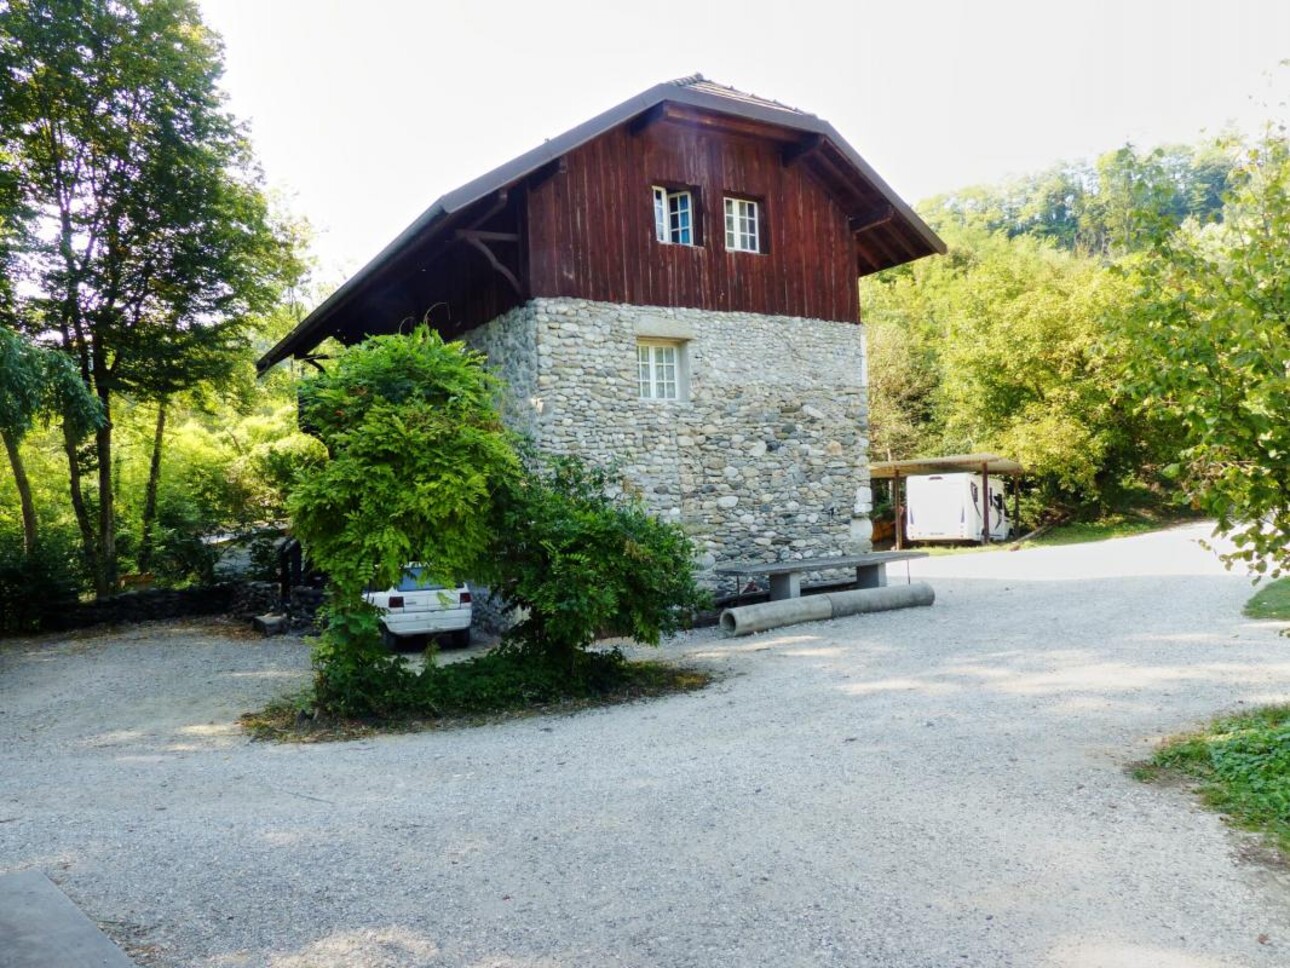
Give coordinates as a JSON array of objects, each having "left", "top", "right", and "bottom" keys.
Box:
[{"left": 674, "top": 75, "right": 812, "bottom": 117}]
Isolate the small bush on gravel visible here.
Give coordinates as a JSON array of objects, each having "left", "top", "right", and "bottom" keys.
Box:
[
  {"left": 281, "top": 327, "right": 709, "bottom": 725},
  {"left": 1143, "top": 705, "right": 1290, "bottom": 853},
  {"left": 242, "top": 651, "right": 709, "bottom": 740},
  {"left": 492, "top": 456, "right": 708, "bottom": 671}
]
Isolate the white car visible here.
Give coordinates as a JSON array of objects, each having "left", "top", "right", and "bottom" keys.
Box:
[{"left": 364, "top": 566, "right": 472, "bottom": 649}]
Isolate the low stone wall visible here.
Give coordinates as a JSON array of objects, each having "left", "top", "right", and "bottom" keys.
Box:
[
  {"left": 287, "top": 586, "right": 325, "bottom": 631},
  {"left": 229, "top": 581, "right": 281, "bottom": 620},
  {"left": 47, "top": 584, "right": 235, "bottom": 631}
]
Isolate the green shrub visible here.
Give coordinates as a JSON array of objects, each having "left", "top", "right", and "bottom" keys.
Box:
[
  {"left": 309, "top": 598, "right": 418, "bottom": 718},
  {"left": 0, "top": 527, "right": 87, "bottom": 634},
  {"left": 287, "top": 327, "right": 708, "bottom": 720},
  {"left": 493, "top": 456, "right": 709, "bottom": 668}
]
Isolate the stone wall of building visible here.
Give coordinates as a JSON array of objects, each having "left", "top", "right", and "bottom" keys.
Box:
[
  {"left": 464, "top": 304, "right": 541, "bottom": 442},
  {"left": 466, "top": 297, "right": 872, "bottom": 590}
]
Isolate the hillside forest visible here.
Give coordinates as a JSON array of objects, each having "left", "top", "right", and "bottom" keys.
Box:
[{"left": 0, "top": 2, "right": 1286, "bottom": 629}]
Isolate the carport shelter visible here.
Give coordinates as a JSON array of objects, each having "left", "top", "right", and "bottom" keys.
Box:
[{"left": 870, "top": 453, "right": 1024, "bottom": 549}]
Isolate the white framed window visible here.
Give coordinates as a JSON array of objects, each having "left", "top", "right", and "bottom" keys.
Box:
[
  {"left": 653, "top": 186, "right": 694, "bottom": 245},
  {"left": 637, "top": 340, "right": 681, "bottom": 400},
  {"left": 724, "top": 196, "right": 760, "bottom": 253}
]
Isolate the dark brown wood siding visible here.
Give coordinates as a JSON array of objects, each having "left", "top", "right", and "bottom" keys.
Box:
[{"left": 526, "top": 121, "right": 859, "bottom": 323}]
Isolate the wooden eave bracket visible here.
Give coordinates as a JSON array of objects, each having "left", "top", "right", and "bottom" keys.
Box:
[
  {"left": 850, "top": 205, "right": 896, "bottom": 234},
  {"left": 629, "top": 104, "right": 668, "bottom": 136},
  {"left": 457, "top": 232, "right": 523, "bottom": 296},
  {"left": 451, "top": 189, "right": 526, "bottom": 296},
  {"left": 297, "top": 354, "right": 329, "bottom": 371},
  {"left": 781, "top": 134, "right": 823, "bottom": 167},
  {"left": 528, "top": 156, "right": 567, "bottom": 189}
]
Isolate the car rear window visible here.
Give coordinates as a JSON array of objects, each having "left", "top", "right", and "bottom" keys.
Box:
[{"left": 397, "top": 567, "right": 445, "bottom": 593}]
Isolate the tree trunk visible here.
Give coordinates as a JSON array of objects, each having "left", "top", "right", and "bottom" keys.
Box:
[
  {"left": 2, "top": 429, "right": 38, "bottom": 556},
  {"left": 137, "top": 399, "right": 167, "bottom": 573},
  {"left": 94, "top": 381, "right": 116, "bottom": 595},
  {"left": 62, "top": 418, "right": 102, "bottom": 591}
]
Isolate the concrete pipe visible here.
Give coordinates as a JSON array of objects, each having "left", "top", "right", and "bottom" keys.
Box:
[
  {"left": 826, "top": 582, "right": 935, "bottom": 618},
  {"left": 719, "top": 582, "right": 936, "bottom": 637},
  {"left": 719, "top": 595, "right": 832, "bottom": 637}
]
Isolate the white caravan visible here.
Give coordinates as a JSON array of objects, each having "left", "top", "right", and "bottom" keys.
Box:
[{"left": 905, "top": 472, "right": 1011, "bottom": 543}]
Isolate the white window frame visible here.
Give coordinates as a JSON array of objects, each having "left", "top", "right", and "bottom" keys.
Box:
[
  {"left": 653, "top": 186, "right": 694, "bottom": 245},
  {"left": 637, "top": 339, "right": 683, "bottom": 400},
  {"left": 724, "top": 196, "right": 761, "bottom": 253}
]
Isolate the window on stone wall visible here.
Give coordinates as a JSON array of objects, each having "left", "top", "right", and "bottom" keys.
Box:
[
  {"left": 637, "top": 339, "right": 686, "bottom": 400},
  {"left": 653, "top": 186, "right": 696, "bottom": 245}
]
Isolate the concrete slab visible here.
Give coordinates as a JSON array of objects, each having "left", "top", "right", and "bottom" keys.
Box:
[{"left": 0, "top": 870, "right": 136, "bottom": 968}]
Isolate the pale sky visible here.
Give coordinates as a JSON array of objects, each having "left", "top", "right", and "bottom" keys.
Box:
[{"left": 199, "top": 0, "right": 1289, "bottom": 281}]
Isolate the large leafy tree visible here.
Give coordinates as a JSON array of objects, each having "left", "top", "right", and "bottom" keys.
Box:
[
  {"left": 1125, "top": 131, "right": 1290, "bottom": 577},
  {"left": 0, "top": 0, "right": 293, "bottom": 595},
  {"left": 863, "top": 226, "right": 1166, "bottom": 513},
  {"left": 0, "top": 327, "right": 101, "bottom": 554},
  {"left": 924, "top": 143, "right": 1231, "bottom": 259}
]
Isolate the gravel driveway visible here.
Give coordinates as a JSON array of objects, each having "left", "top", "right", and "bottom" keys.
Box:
[{"left": 3, "top": 522, "right": 1290, "bottom": 967}]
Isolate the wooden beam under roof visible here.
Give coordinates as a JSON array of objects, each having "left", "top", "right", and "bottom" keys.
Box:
[
  {"left": 781, "top": 134, "right": 823, "bottom": 167},
  {"left": 658, "top": 103, "right": 801, "bottom": 142},
  {"left": 850, "top": 205, "right": 896, "bottom": 234}
]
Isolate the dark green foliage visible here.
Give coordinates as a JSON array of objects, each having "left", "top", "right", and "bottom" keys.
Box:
[
  {"left": 289, "top": 327, "right": 707, "bottom": 720},
  {"left": 309, "top": 598, "right": 418, "bottom": 719},
  {"left": 290, "top": 326, "right": 519, "bottom": 596},
  {"left": 244, "top": 650, "right": 710, "bottom": 739},
  {"left": 0, "top": 526, "right": 85, "bottom": 634},
  {"left": 494, "top": 456, "right": 709, "bottom": 666},
  {"left": 315, "top": 641, "right": 639, "bottom": 722},
  {"left": 1149, "top": 705, "right": 1290, "bottom": 854},
  {"left": 146, "top": 496, "right": 219, "bottom": 586}
]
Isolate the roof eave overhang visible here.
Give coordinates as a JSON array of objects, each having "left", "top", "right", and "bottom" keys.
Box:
[{"left": 257, "top": 83, "right": 945, "bottom": 373}]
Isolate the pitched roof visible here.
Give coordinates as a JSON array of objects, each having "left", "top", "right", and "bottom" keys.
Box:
[
  {"left": 670, "top": 74, "right": 811, "bottom": 116},
  {"left": 258, "top": 76, "right": 945, "bottom": 373}
]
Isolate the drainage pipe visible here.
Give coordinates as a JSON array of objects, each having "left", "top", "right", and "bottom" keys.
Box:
[
  {"left": 719, "top": 595, "right": 832, "bottom": 637},
  {"left": 719, "top": 582, "right": 935, "bottom": 637},
  {"left": 826, "top": 582, "right": 935, "bottom": 618}
]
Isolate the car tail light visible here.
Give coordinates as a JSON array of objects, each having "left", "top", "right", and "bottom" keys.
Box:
[
  {"left": 388, "top": 596, "right": 404, "bottom": 609},
  {"left": 459, "top": 591, "right": 471, "bottom": 604}
]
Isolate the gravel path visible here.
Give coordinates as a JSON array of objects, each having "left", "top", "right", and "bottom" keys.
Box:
[{"left": 3, "top": 522, "right": 1290, "bottom": 967}]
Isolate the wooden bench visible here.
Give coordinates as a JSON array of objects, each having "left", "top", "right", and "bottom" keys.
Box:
[{"left": 715, "top": 551, "right": 929, "bottom": 601}]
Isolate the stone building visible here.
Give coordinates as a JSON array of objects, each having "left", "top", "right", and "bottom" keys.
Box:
[{"left": 257, "top": 76, "right": 944, "bottom": 587}]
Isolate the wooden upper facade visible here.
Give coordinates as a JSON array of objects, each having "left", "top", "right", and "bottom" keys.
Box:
[{"left": 258, "top": 77, "right": 944, "bottom": 372}]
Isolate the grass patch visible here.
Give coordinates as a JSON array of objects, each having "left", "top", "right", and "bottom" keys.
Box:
[
  {"left": 1245, "top": 577, "right": 1290, "bottom": 621},
  {"left": 241, "top": 649, "right": 712, "bottom": 742},
  {"left": 915, "top": 511, "right": 1188, "bottom": 557},
  {"left": 1026, "top": 513, "right": 1180, "bottom": 547},
  {"left": 1142, "top": 705, "right": 1290, "bottom": 854}
]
